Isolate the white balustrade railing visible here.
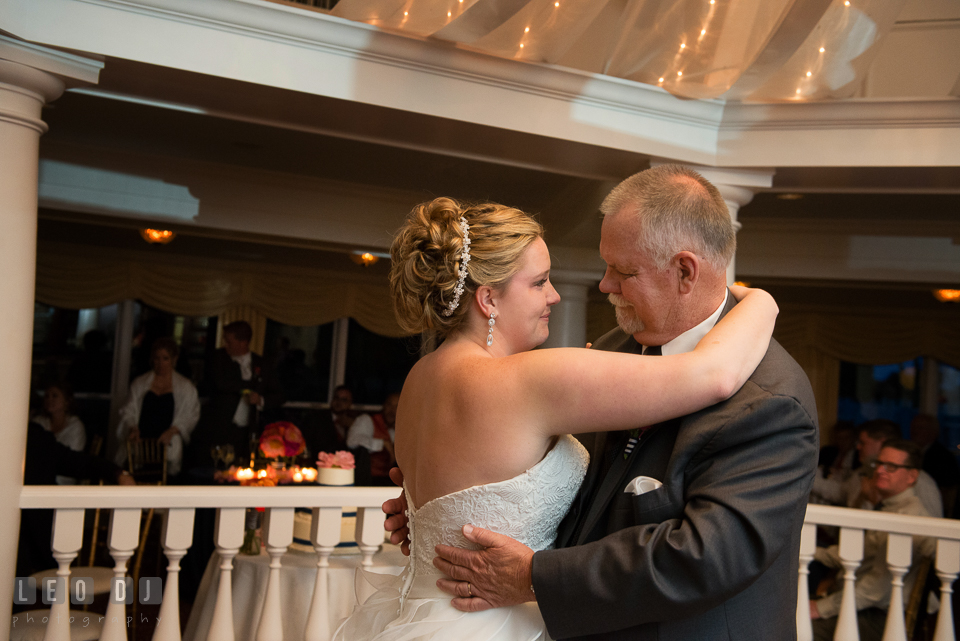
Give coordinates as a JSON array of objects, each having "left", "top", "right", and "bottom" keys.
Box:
[
  {"left": 17, "top": 485, "right": 399, "bottom": 641},
  {"left": 16, "top": 489, "right": 960, "bottom": 641},
  {"left": 799, "top": 504, "right": 960, "bottom": 641}
]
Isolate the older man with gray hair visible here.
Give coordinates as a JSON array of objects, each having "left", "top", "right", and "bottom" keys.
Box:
[{"left": 430, "top": 164, "right": 820, "bottom": 640}]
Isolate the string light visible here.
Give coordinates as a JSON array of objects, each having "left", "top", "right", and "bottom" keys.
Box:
[
  {"left": 710, "top": 0, "right": 715, "bottom": 4},
  {"left": 447, "top": 10, "right": 451, "bottom": 16},
  {"left": 680, "top": 43, "right": 686, "bottom": 49},
  {"left": 701, "top": 29, "right": 706, "bottom": 36},
  {"left": 520, "top": 43, "right": 524, "bottom": 48},
  {"left": 806, "top": 71, "right": 812, "bottom": 77},
  {"left": 555, "top": 1, "right": 559, "bottom": 6},
  {"left": 819, "top": 46, "right": 825, "bottom": 53},
  {"left": 658, "top": 77, "right": 664, "bottom": 83},
  {"left": 404, "top": 11, "right": 408, "bottom": 15},
  {"left": 677, "top": 71, "right": 683, "bottom": 76},
  {"left": 844, "top": 0, "right": 849, "bottom": 5},
  {"left": 525, "top": 27, "right": 530, "bottom": 33}
]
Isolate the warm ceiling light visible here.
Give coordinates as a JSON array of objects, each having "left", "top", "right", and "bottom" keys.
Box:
[
  {"left": 350, "top": 251, "right": 380, "bottom": 267},
  {"left": 934, "top": 289, "right": 960, "bottom": 303},
  {"left": 140, "top": 228, "right": 176, "bottom": 244},
  {"left": 776, "top": 193, "right": 804, "bottom": 200}
]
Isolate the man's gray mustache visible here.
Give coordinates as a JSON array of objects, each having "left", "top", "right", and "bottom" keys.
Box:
[{"left": 608, "top": 294, "right": 632, "bottom": 308}]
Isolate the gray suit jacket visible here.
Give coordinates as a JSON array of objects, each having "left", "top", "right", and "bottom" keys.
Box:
[{"left": 532, "top": 295, "right": 819, "bottom": 640}]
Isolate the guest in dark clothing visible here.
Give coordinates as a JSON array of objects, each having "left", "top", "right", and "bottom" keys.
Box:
[
  {"left": 189, "top": 321, "right": 283, "bottom": 467},
  {"left": 18, "top": 422, "right": 134, "bottom": 577},
  {"left": 910, "top": 413, "right": 960, "bottom": 517},
  {"left": 298, "top": 385, "right": 370, "bottom": 484}
]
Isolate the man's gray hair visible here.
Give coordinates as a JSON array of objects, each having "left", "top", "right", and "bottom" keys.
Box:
[{"left": 600, "top": 164, "right": 736, "bottom": 272}]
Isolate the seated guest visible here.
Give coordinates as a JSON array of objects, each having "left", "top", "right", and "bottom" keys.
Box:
[
  {"left": 838, "top": 420, "right": 943, "bottom": 518},
  {"left": 811, "top": 420, "right": 858, "bottom": 505},
  {"left": 810, "top": 440, "right": 936, "bottom": 641},
  {"left": 910, "top": 413, "right": 960, "bottom": 517},
  {"left": 347, "top": 392, "right": 399, "bottom": 486},
  {"left": 31, "top": 382, "right": 86, "bottom": 484},
  {"left": 115, "top": 337, "right": 200, "bottom": 478},
  {"left": 19, "top": 421, "right": 135, "bottom": 577}
]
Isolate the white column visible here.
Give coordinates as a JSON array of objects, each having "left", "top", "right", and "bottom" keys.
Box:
[
  {"left": 540, "top": 270, "right": 600, "bottom": 349},
  {"left": 650, "top": 161, "right": 774, "bottom": 286},
  {"left": 0, "top": 35, "right": 101, "bottom": 633}
]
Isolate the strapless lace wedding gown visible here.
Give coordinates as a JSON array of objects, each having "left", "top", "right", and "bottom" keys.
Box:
[{"left": 333, "top": 434, "right": 589, "bottom": 641}]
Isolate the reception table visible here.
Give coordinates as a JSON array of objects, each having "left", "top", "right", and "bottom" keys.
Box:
[{"left": 183, "top": 543, "right": 407, "bottom": 641}]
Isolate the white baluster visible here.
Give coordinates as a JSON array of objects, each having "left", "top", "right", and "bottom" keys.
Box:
[
  {"left": 881, "top": 533, "right": 912, "bottom": 641},
  {"left": 154, "top": 508, "right": 196, "bottom": 641},
  {"left": 304, "top": 507, "right": 342, "bottom": 641},
  {"left": 101, "top": 509, "right": 142, "bottom": 641},
  {"left": 208, "top": 508, "right": 245, "bottom": 641},
  {"left": 797, "top": 522, "right": 816, "bottom": 641},
  {"left": 356, "top": 507, "right": 384, "bottom": 568},
  {"left": 42, "top": 509, "right": 84, "bottom": 641},
  {"left": 835, "top": 526, "right": 865, "bottom": 641},
  {"left": 932, "top": 539, "right": 959, "bottom": 641},
  {"left": 256, "top": 507, "right": 294, "bottom": 641}
]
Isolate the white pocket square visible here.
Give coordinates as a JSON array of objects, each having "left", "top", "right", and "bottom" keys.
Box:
[{"left": 624, "top": 476, "right": 663, "bottom": 496}]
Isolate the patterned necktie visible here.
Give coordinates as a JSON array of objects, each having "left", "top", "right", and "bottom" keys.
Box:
[{"left": 623, "top": 345, "right": 662, "bottom": 458}]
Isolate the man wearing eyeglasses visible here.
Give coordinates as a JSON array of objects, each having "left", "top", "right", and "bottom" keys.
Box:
[{"left": 809, "top": 439, "right": 936, "bottom": 641}]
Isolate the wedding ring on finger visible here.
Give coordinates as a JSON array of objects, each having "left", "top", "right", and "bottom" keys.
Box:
[{"left": 466, "top": 582, "right": 473, "bottom": 598}]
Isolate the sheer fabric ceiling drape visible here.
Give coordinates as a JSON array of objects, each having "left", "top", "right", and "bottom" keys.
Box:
[{"left": 332, "top": 0, "right": 908, "bottom": 101}]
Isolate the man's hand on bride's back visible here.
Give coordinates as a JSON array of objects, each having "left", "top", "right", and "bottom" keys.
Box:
[
  {"left": 434, "top": 524, "right": 535, "bottom": 612},
  {"left": 382, "top": 466, "right": 410, "bottom": 555}
]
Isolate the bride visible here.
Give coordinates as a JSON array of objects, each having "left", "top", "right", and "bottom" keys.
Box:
[{"left": 333, "top": 198, "right": 777, "bottom": 640}]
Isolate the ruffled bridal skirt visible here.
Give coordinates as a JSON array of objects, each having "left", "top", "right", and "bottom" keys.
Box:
[{"left": 333, "top": 569, "right": 551, "bottom": 641}]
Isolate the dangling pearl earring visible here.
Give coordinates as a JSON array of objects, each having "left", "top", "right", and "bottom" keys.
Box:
[{"left": 487, "top": 313, "right": 496, "bottom": 346}]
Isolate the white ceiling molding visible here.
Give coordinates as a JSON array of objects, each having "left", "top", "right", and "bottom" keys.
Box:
[{"left": 5, "top": 0, "right": 959, "bottom": 169}]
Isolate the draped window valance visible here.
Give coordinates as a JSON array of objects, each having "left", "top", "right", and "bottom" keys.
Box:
[{"left": 35, "top": 241, "right": 406, "bottom": 338}]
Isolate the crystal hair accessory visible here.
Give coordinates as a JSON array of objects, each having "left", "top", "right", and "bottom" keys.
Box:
[{"left": 442, "top": 216, "right": 471, "bottom": 316}]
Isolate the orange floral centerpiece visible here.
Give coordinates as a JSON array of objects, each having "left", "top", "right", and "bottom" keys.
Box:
[{"left": 259, "top": 421, "right": 306, "bottom": 461}]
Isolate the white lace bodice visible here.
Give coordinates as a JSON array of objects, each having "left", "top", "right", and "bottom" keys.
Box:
[{"left": 403, "top": 434, "right": 589, "bottom": 583}]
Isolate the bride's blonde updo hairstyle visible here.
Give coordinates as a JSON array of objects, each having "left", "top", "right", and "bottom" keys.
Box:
[{"left": 390, "top": 197, "right": 543, "bottom": 339}]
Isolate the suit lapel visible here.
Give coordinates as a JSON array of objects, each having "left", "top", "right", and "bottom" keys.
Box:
[{"left": 576, "top": 426, "right": 660, "bottom": 545}]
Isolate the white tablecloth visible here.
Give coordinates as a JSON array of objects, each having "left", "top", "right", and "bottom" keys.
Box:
[{"left": 183, "top": 544, "right": 408, "bottom": 641}]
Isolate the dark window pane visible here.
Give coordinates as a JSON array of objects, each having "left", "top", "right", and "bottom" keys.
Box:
[
  {"left": 939, "top": 363, "right": 960, "bottom": 453},
  {"left": 264, "top": 320, "right": 333, "bottom": 403},
  {"left": 345, "top": 319, "right": 419, "bottom": 405},
  {"left": 837, "top": 358, "right": 923, "bottom": 436}
]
